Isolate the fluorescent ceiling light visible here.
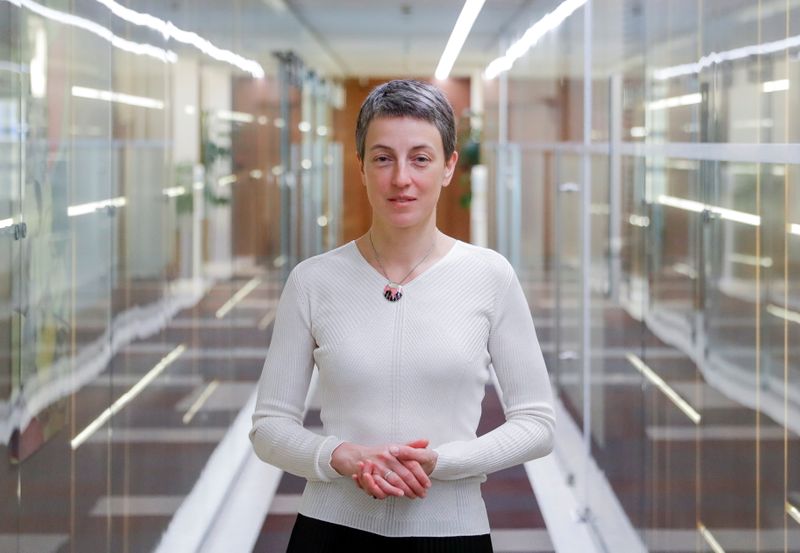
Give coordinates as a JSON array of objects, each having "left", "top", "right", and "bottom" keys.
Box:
[
  {"left": 790, "top": 223, "right": 800, "bottom": 236},
  {"left": 647, "top": 93, "right": 702, "bottom": 111},
  {"left": 94, "top": 0, "right": 265, "bottom": 78},
  {"left": 484, "top": 0, "right": 586, "bottom": 80},
  {"left": 0, "top": 218, "right": 14, "bottom": 229},
  {"left": 4, "top": 0, "right": 177, "bottom": 64},
  {"left": 763, "top": 79, "right": 790, "bottom": 93},
  {"left": 216, "top": 110, "right": 254, "bottom": 123},
  {"left": 68, "top": 196, "right": 126, "bottom": 217},
  {"left": 654, "top": 34, "right": 800, "bottom": 80},
  {"left": 72, "top": 85, "right": 165, "bottom": 109},
  {"left": 163, "top": 186, "right": 187, "bottom": 197},
  {"left": 658, "top": 194, "right": 761, "bottom": 227},
  {"left": 435, "top": 0, "right": 486, "bottom": 80}
]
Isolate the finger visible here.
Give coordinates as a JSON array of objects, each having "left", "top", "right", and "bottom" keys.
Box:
[
  {"left": 372, "top": 472, "right": 405, "bottom": 498},
  {"left": 400, "top": 459, "right": 431, "bottom": 489},
  {"left": 386, "top": 461, "right": 426, "bottom": 497},
  {"left": 405, "top": 438, "right": 429, "bottom": 449},
  {"left": 351, "top": 474, "right": 363, "bottom": 490},
  {"left": 360, "top": 462, "right": 387, "bottom": 499},
  {"left": 383, "top": 465, "right": 421, "bottom": 498}
]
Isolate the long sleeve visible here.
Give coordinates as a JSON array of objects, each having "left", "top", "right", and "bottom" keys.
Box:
[
  {"left": 429, "top": 267, "right": 555, "bottom": 480},
  {"left": 249, "top": 268, "right": 344, "bottom": 481}
]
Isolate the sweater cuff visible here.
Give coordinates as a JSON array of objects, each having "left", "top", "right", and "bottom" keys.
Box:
[
  {"left": 315, "top": 435, "right": 346, "bottom": 481},
  {"left": 429, "top": 448, "right": 458, "bottom": 480}
]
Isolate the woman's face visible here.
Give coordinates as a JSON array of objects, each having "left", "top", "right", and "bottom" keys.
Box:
[{"left": 360, "top": 116, "right": 458, "bottom": 231}]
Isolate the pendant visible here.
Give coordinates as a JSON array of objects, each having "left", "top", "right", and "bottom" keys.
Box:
[{"left": 383, "top": 282, "right": 403, "bottom": 302}]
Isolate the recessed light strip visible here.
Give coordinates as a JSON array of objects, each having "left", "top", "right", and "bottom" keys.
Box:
[
  {"left": 71, "top": 344, "right": 186, "bottom": 449},
  {"left": 72, "top": 86, "right": 164, "bottom": 109},
  {"left": 94, "top": 0, "right": 264, "bottom": 78},
  {"left": 216, "top": 277, "right": 262, "bottom": 319},
  {"left": 654, "top": 34, "right": 800, "bottom": 80},
  {"left": 626, "top": 353, "right": 702, "bottom": 424},
  {"left": 657, "top": 194, "right": 761, "bottom": 227},
  {"left": 4, "top": 0, "right": 177, "bottom": 64},
  {"left": 763, "top": 79, "right": 790, "bottom": 93},
  {"left": 484, "top": 0, "right": 587, "bottom": 79},
  {"left": 67, "top": 196, "right": 126, "bottom": 217},
  {"left": 435, "top": 0, "right": 486, "bottom": 80}
]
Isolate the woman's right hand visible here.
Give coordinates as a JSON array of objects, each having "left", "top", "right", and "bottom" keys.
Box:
[{"left": 331, "top": 439, "right": 432, "bottom": 499}]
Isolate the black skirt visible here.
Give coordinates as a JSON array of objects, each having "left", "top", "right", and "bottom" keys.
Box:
[{"left": 287, "top": 513, "right": 494, "bottom": 553}]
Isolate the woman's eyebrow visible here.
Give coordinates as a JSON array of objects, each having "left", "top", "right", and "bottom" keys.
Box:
[{"left": 368, "top": 143, "right": 435, "bottom": 151}]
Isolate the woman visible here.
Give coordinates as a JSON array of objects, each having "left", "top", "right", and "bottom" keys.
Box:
[{"left": 250, "top": 79, "right": 555, "bottom": 552}]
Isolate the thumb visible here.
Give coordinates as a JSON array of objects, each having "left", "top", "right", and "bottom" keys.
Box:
[{"left": 405, "top": 438, "right": 429, "bottom": 449}]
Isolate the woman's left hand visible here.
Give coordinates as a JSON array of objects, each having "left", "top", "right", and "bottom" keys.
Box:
[{"left": 353, "top": 440, "right": 438, "bottom": 500}]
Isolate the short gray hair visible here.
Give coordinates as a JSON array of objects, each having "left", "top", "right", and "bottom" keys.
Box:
[{"left": 356, "top": 80, "right": 456, "bottom": 160}]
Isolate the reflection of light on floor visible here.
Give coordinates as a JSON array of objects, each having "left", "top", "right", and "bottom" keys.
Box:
[
  {"left": 626, "top": 353, "right": 702, "bottom": 424},
  {"left": 697, "top": 522, "right": 726, "bottom": 553},
  {"left": 182, "top": 380, "right": 220, "bottom": 424},
  {"left": 216, "top": 277, "right": 262, "bottom": 319},
  {"left": 788, "top": 501, "right": 800, "bottom": 526},
  {"left": 767, "top": 304, "right": 800, "bottom": 325},
  {"left": 71, "top": 344, "right": 186, "bottom": 449}
]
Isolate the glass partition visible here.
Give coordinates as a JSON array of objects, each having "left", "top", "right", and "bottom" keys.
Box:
[
  {"left": 0, "top": 1, "right": 343, "bottom": 551},
  {"left": 487, "top": 0, "right": 800, "bottom": 550}
]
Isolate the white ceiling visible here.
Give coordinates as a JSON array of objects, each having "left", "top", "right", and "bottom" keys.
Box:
[
  {"left": 113, "top": 0, "right": 797, "bottom": 81},
  {"left": 134, "top": 0, "right": 545, "bottom": 79}
]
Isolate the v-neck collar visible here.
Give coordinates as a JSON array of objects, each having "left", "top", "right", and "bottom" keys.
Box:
[{"left": 350, "top": 238, "right": 461, "bottom": 289}]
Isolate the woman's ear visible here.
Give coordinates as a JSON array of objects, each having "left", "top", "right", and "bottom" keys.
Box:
[
  {"left": 358, "top": 156, "right": 365, "bottom": 185},
  {"left": 442, "top": 151, "right": 459, "bottom": 187}
]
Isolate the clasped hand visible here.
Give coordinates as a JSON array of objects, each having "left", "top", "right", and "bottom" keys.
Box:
[{"left": 330, "top": 439, "right": 437, "bottom": 500}]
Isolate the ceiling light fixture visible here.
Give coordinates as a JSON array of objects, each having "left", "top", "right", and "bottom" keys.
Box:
[
  {"left": 4, "top": 0, "right": 177, "bottom": 64},
  {"left": 72, "top": 85, "right": 165, "bottom": 109},
  {"left": 484, "top": 0, "right": 587, "bottom": 80},
  {"left": 94, "top": 0, "right": 265, "bottom": 78},
  {"left": 654, "top": 34, "right": 800, "bottom": 80},
  {"left": 435, "top": 0, "right": 486, "bottom": 80}
]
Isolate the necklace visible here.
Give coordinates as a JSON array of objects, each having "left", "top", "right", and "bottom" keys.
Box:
[{"left": 368, "top": 231, "right": 437, "bottom": 302}]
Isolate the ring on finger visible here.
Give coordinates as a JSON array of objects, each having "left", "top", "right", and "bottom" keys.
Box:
[{"left": 384, "top": 470, "right": 395, "bottom": 480}]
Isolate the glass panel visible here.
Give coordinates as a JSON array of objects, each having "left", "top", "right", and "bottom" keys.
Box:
[
  {"left": 555, "top": 153, "right": 583, "bottom": 429},
  {"left": 0, "top": 1, "right": 21, "bottom": 547}
]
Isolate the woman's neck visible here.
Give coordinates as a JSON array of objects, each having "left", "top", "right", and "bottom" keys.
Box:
[{"left": 367, "top": 223, "right": 440, "bottom": 267}]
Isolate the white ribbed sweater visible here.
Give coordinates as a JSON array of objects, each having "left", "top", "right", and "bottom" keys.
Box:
[{"left": 249, "top": 240, "right": 555, "bottom": 537}]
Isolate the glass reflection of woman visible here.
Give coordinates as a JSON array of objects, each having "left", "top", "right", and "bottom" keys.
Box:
[{"left": 250, "top": 80, "right": 555, "bottom": 552}]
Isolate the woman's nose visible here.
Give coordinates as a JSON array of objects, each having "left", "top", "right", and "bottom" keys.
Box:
[{"left": 392, "top": 161, "right": 412, "bottom": 186}]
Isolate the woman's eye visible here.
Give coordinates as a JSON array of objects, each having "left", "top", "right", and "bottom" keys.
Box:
[
  {"left": 374, "top": 155, "right": 391, "bottom": 163},
  {"left": 414, "top": 156, "right": 431, "bottom": 164}
]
